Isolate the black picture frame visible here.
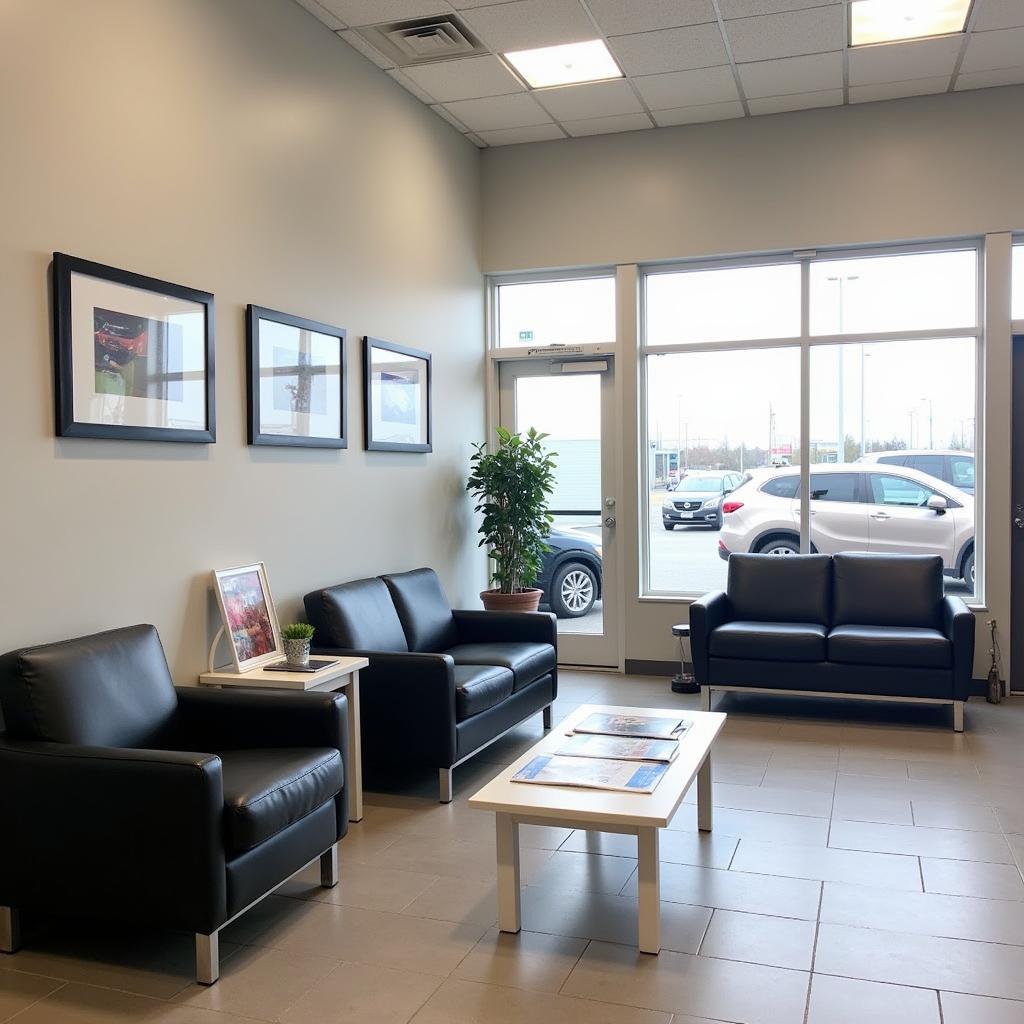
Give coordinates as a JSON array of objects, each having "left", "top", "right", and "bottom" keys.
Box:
[
  {"left": 363, "top": 336, "right": 432, "bottom": 453},
  {"left": 246, "top": 305, "right": 348, "bottom": 449},
  {"left": 52, "top": 252, "right": 216, "bottom": 443}
]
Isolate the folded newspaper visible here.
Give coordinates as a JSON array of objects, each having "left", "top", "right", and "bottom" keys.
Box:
[
  {"left": 555, "top": 732, "right": 680, "bottom": 764},
  {"left": 572, "top": 712, "right": 690, "bottom": 740},
  {"left": 511, "top": 754, "right": 669, "bottom": 793}
]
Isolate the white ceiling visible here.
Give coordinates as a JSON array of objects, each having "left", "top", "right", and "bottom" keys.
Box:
[{"left": 294, "top": 0, "right": 1024, "bottom": 146}]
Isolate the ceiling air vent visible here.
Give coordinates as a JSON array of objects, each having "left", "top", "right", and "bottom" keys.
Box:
[{"left": 356, "top": 14, "right": 488, "bottom": 67}]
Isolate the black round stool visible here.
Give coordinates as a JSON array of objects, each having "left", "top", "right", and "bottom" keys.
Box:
[{"left": 671, "top": 623, "right": 700, "bottom": 694}]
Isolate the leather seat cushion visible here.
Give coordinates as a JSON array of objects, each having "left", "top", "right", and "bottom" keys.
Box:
[
  {"left": 444, "top": 642, "right": 556, "bottom": 691},
  {"left": 709, "top": 621, "right": 827, "bottom": 662},
  {"left": 219, "top": 747, "right": 342, "bottom": 855},
  {"left": 454, "top": 664, "right": 514, "bottom": 721},
  {"left": 828, "top": 625, "right": 951, "bottom": 669}
]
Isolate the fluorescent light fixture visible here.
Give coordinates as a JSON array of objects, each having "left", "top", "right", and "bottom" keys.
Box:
[
  {"left": 504, "top": 39, "right": 623, "bottom": 89},
  {"left": 850, "top": 0, "right": 972, "bottom": 46}
]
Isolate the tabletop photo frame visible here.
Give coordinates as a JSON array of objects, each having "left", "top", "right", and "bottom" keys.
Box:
[{"left": 211, "top": 562, "right": 282, "bottom": 672}]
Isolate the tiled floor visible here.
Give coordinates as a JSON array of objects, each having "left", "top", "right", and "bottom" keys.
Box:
[{"left": 3, "top": 671, "right": 1024, "bottom": 1023}]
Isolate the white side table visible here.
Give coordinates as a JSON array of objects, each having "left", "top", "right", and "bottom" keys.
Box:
[{"left": 198, "top": 656, "right": 368, "bottom": 822}]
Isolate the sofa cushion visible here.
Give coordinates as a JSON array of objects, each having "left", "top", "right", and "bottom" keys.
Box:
[
  {"left": 828, "top": 625, "right": 951, "bottom": 669},
  {"left": 832, "top": 552, "right": 943, "bottom": 629},
  {"left": 454, "top": 664, "right": 515, "bottom": 722},
  {"left": 304, "top": 578, "right": 408, "bottom": 652},
  {"left": 445, "top": 642, "right": 555, "bottom": 691},
  {"left": 709, "top": 621, "right": 827, "bottom": 662},
  {"left": 219, "top": 747, "right": 342, "bottom": 855},
  {"left": 727, "top": 553, "right": 832, "bottom": 625},
  {"left": 382, "top": 568, "right": 459, "bottom": 653}
]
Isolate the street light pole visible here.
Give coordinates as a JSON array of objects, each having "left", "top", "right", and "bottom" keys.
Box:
[
  {"left": 921, "top": 397, "right": 934, "bottom": 449},
  {"left": 828, "top": 275, "right": 859, "bottom": 462}
]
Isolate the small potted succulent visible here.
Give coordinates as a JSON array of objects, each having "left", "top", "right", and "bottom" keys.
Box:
[{"left": 281, "top": 622, "right": 315, "bottom": 668}]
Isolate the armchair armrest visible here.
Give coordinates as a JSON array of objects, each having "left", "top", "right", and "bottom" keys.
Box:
[
  {"left": 0, "top": 738, "right": 226, "bottom": 934},
  {"left": 942, "top": 596, "right": 975, "bottom": 701},
  {"left": 451, "top": 609, "right": 557, "bottom": 647},
  {"left": 689, "top": 590, "right": 731, "bottom": 683}
]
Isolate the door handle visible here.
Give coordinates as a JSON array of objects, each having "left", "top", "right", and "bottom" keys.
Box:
[
  {"left": 604, "top": 516, "right": 616, "bottom": 528},
  {"left": 870, "top": 512, "right": 891, "bottom": 521},
  {"left": 1015, "top": 517, "right": 1024, "bottom": 530}
]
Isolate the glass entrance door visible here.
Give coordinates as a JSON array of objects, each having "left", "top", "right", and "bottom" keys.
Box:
[{"left": 497, "top": 358, "right": 619, "bottom": 668}]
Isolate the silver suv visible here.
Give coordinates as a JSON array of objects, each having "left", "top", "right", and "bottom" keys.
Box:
[{"left": 718, "top": 464, "right": 975, "bottom": 586}]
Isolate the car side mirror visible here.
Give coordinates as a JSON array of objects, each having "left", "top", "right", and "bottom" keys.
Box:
[{"left": 927, "top": 495, "right": 948, "bottom": 515}]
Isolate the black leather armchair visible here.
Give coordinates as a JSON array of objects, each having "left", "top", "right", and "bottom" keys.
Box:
[
  {"left": 305, "top": 568, "right": 557, "bottom": 802},
  {"left": 0, "top": 624, "right": 348, "bottom": 984}
]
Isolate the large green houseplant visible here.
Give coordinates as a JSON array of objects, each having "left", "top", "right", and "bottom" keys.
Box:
[{"left": 467, "top": 426, "right": 556, "bottom": 611}]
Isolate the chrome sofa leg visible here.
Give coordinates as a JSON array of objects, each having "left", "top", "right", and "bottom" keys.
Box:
[
  {"left": 543, "top": 705, "right": 553, "bottom": 730},
  {"left": 439, "top": 767, "right": 453, "bottom": 804},
  {"left": 320, "top": 845, "right": 339, "bottom": 888},
  {"left": 700, "top": 686, "right": 712, "bottom": 712},
  {"left": 953, "top": 700, "right": 965, "bottom": 733},
  {"left": 0, "top": 907, "right": 20, "bottom": 954},
  {"left": 196, "top": 931, "right": 219, "bottom": 985}
]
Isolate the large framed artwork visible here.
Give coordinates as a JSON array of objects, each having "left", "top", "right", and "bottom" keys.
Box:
[
  {"left": 52, "top": 252, "right": 215, "bottom": 442},
  {"left": 363, "top": 336, "right": 432, "bottom": 453},
  {"left": 246, "top": 305, "right": 347, "bottom": 448},
  {"left": 211, "top": 562, "right": 282, "bottom": 672}
]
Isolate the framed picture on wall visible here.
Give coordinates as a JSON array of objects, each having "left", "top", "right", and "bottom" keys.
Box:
[
  {"left": 52, "top": 252, "right": 215, "bottom": 442},
  {"left": 211, "top": 562, "right": 282, "bottom": 672},
  {"left": 247, "top": 305, "right": 347, "bottom": 448},
  {"left": 363, "top": 336, "right": 432, "bottom": 453}
]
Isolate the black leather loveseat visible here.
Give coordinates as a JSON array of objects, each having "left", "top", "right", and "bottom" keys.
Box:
[
  {"left": 305, "top": 567, "right": 557, "bottom": 801},
  {"left": 0, "top": 624, "right": 348, "bottom": 984},
  {"left": 691, "top": 552, "right": 975, "bottom": 731}
]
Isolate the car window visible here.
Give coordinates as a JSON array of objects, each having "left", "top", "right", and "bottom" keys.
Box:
[
  {"left": 951, "top": 456, "right": 974, "bottom": 489},
  {"left": 761, "top": 476, "right": 799, "bottom": 498},
  {"left": 869, "top": 473, "right": 933, "bottom": 507},
  {"left": 809, "top": 473, "right": 860, "bottom": 503},
  {"left": 907, "top": 454, "right": 946, "bottom": 480},
  {"left": 877, "top": 455, "right": 906, "bottom": 466},
  {"left": 676, "top": 475, "right": 725, "bottom": 492}
]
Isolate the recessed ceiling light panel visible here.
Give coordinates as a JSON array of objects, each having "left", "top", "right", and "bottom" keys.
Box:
[
  {"left": 850, "top": 0, "right": 972, "bottom": 46},
  {"left": 504, "top": 39, "right": 623, "bottom": 89}
]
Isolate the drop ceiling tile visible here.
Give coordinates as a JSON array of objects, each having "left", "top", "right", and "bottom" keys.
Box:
[
  {"left": 738, "top": 51, "right": 842, "bottom": 98},
  {"left": 402, "top": 55, "right": 524, "bottom": 101},
  {"left": 318, "top": 0, "right": 453, "bottom": 27},
  {"left": 451, "top": 0, "right": 513, "bottom": 7},
  {"left": 387, "top": 69, "right": 438, "bottom": 102},
  {"left": 337, "top": 29, "right": 396, "bottom": 68},
  {"left": 726, "top": 6, "right": 844, "bottom": 63},
  {"left": 563, "top": 112, "right": 655, "bottom": 137},
  {"left": 633, "top": 65, "right": 739, "bottom": 109},
  {"left": 973, "top": 0, "right": 1024, "bottom": 31},
  {"left": 441, "top": 92, "right": 553, "bottom": 130},
  {"left": 477, "top": 124, "right": 567, "bottom": 145},
  {"left": 652, "top": 100, "right": 745, "bottom": 125},
  {"left": 719, "top": 0, "right": 838, "bottom": 16},
  {"left": 430, "top": 103, "right": 470, "bottom": 130},
  {"left": 954, "top": 65, "right": 1024, "bottom": 90},
  {"left": 534, "top": 79, "right": 643, "bottom": 120},
  {"left": 608, "top": 24, "right": 730, "bottom": 76},
  {"left": 849, "top": 77, "right": 952, "bottom": 103},
  {"left": 848, "top": 36, "right": 961, "bottom": 86},
  {"left": 586, "top": 0, "right": 717, "bottom": 35},
  {"left": 460, "top": 0, "right": 596, "bottom": 52},
  {"left": 293, "top": 0, "right": 347, "bottom": 31},
  {"left": 747, "top": 89, "right": 844, "bottom": 114},
  {"left": 961, "top": 27, "right": 1024, "bottom": 72}
]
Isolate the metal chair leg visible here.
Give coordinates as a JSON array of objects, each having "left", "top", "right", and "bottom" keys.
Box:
[
  {"left": 543, "top": 705, "right": 553, "bottom": 730},
  {"left": 439, "top": 767, "right": 453, "bottom": 803},
  {"left": 320, "top": 845, "right": 339, "bottom": 888},
  {"left": 196, "top": 931, "right": 219, "bottom": 985},
  {"left": 0, "top": 907, "right": 20, "bottom": 954}
]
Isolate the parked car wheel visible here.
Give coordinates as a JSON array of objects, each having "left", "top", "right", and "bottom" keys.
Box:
[
  {"left": 757, "top": 535, "right": 800, "bottom": 556},
  {"left": 550, "top": 562, "right": 598, "bottom": 618},
  {"left": 962, "top": 550, "right": 975, "bottom": 588}
]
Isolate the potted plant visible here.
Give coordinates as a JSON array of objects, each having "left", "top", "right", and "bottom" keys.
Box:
[
  {"left": 467, "top": 426, "right": 555, "bottom": 612},
  {"left": 280, "top": 622, "right": 315, "bottom": 667}
]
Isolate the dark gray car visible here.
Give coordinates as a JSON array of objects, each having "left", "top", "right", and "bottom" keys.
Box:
[{"left": 662, "top": 470, "right": 749, "bottom": 531}]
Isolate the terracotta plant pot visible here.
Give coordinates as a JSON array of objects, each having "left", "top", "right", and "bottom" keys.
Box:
[{"left": 480, "top": 588, "right": 543, "bottom": 613}]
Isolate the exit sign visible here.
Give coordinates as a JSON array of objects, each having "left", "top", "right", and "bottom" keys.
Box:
[{"left": 518, "top": 330, "right": 534, "bottom": 341}]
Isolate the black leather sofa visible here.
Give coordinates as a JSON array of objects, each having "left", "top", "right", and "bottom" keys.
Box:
[
  {"left": 0, "top": 624, "right": 348, "bottom": 984},
  {"left": 305, "top": 567, "right": 557, "bottom": 802},
  {"left": 691, "top": 552, "right": 975, "bottom": 731}
]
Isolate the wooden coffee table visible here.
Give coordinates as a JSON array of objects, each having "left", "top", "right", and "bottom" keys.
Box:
[{"left": 469, "top": 703, "right": 726, "bottom": 955}]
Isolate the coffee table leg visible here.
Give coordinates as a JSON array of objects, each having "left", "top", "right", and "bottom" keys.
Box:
[
  {"left": 637, "top": 827, "right": 661, "bottom": 954},
  {"left": 496, "top": 813, "right": 521, "bottom": 934},
  {"left": 698, "top": 750, "right": 713, "bottom": 833},
  {"left": 347, "top": 672, "right": 363, "bottom": 822}
]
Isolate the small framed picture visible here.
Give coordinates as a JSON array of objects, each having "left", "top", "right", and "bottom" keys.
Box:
[
  {"left": 363, "top": 336, "right": 432, "bottom": 453},
  {"left": 53, "top": 252, "right": 215, "bottom": 442},
  {"left": 211, "top": 562, "right": 282, "bottom": 672},
  {"left": 247, "top": 305, "right": 347, "bottom": 448}
]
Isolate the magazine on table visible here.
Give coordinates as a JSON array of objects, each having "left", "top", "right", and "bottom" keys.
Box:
[
  {"left": 554, "top": 732, "right": 680, "bottom": 764},
  {"left": 572, "top": 712, "right": 690, "bottom": 741},
  {"left": 511, "top": 754, "right": 669, "bottom": 794}
]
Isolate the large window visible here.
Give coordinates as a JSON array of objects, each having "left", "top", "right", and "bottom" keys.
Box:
[{"left": 495, "top": 275, "right": 615, "bottom": 347}]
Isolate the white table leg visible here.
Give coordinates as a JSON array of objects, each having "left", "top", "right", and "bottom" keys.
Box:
[
  {"left": 346, "top": 671, "right": 363, "bottom": 822},
  {"left": 637, "top": 827, "right": 661, "bottom": 954},
  {"left": 697, "top": 750, "right": 713, "bottom": 833},
  {"left": 496, "top": 813, "right": 521, "bottom": 934}
]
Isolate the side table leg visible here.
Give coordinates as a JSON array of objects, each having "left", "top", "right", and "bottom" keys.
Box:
[
  {"left": 697, "top": 750, "right": 713, "bottom": 832},
  {"left": 496, "top": 813, "right": 521, "bottom": 934},
  {"left": 347, "top": 671, "right": 363, "bottom": 822},
  {"left": 637, "top": 827, "right": 661, "bottom": 954}
]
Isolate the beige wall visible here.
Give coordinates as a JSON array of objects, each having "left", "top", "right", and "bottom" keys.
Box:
[
  {"left": 0, "top": 0, "right": 485, "bottom": 681},
  {"left": 481, "top": 88, "right": 1024, "bottom": 678}
]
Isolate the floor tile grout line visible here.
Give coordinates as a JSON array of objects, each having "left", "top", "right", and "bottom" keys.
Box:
[
  {"left": 1, "top": 980, "right": 69, "bottom": 1024},
  {"left": 802, "top": 884, "right": 825, "bottom": 1024}
]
